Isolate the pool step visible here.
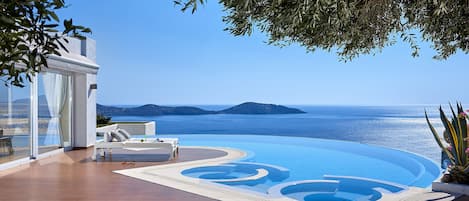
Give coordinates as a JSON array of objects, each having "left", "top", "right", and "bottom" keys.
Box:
[
  {"left": 230, "top": 162, "right": 290, "bottom": 182},
  {"left": 182, "top": 162, "right": 290, "bottom": 186},
  {"left": 211, "top": 168, "right": 269, "bottom": 183},
  {"left": 267, "top": 179, "right": 340, "bottom": 198},
  {"left": 323, "top": 175, "right": 408, "bottom": 193}
]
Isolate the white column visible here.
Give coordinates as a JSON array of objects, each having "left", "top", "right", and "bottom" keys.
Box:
[
  {"left": 30, "top": 75, "right": 38, "bottom": 159},
  {"left": 73, "top": 73, "right": 97, "bottom": 147},
  {"left": 86, "top": 73, "right": 97, "bottom": 146}
]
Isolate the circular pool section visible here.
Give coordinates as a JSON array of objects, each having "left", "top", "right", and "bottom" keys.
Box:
[
  {"left": 267, "top": 176, "right": 408, "bottom": 201},
  {"left": 182, "top": 164, "right": 260, "bottom": 180},
  {"left": 182, "top": 162, "right": 290, "bottom": 186},
  {"left": 165, "top": 135, "right": 441, "bottom": 197}
]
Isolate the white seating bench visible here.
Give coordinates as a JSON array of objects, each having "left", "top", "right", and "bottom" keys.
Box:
[{"left": 92, "top": 130, "right": 179, "bottom": 161}]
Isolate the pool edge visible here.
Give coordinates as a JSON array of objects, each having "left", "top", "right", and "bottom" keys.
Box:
[{"left": 113, "top": 146, "right": 295, "bottom": 201}]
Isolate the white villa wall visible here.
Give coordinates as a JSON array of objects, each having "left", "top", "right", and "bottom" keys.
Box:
[
  {"left": 63, "top": 37, "right": 98, "bottom": 148},
  {"left": 73, "top": 74, "right": 84, "bottom": 147},
  {"left": 73, "top": 72, "right": 97, "bottom": 147},
  {"left": 86, "top": 73, "right": 97, "bottom": 146},
  {"left": 81, "top": 37, "right": 97, "bottom": 62},
  {"left": 66, "top": 37, "right": 82, "bottom": 54}
]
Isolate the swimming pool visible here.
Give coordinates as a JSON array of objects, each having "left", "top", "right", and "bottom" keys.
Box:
[{"left": 160, "top": 134, "right": 441, "bottom": 200}]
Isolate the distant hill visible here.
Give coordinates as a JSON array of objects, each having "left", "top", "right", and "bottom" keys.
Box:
[
  {"left": 13, "top": 95, "right": 48, "bottom": 105},
  {"left": 12, "top": 95, "right": 50, "bottom": 117},
  {"left": 219, "top": 102, "right": 306, "bottom": 114},
  {"left": 97, "top": 102, "right": 306, "bottom": 116},
  {"left": 97, "top": 104, "right": 216, "bottom": 116}
]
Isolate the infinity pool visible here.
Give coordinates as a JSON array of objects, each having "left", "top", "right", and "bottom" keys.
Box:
[{"left": 161, "top": 134, "right": 441, "bottom": 200}]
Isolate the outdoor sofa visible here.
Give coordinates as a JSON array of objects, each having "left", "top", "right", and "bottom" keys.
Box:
[{"left": 92, "top": 128, "right": 179, "bottom": 161}]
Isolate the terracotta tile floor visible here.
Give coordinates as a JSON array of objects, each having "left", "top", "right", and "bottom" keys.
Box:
[{"left": 0, "top": 147, "right": 226, "bottom": 201}]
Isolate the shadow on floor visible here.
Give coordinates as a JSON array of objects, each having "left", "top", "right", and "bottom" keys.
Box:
[{"left": 92, "top": 148, "right": 174, "bottom": 162}]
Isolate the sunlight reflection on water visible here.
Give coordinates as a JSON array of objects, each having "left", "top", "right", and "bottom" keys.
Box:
[{"left": 112, "top": 105, "right": 446, "bottom": 162}]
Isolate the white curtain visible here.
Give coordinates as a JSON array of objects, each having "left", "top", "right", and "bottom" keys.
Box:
[{"left": 43, "top": 72, "right": 69, "bottom": 147}]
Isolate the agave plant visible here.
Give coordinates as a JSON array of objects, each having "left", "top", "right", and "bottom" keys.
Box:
[{"left": 426, "top": 103, "right": 469, "bottom": 183}]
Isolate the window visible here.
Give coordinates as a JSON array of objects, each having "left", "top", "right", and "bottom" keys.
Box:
[
  {"left": 0, "top": 82, "right": 31, "bottom": 163},
  {"left": 0, "top": 71, "right": 73, "bottom": 165}
]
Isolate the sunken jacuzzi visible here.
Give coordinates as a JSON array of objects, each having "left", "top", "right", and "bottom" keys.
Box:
[
  {"left": 182, "top": 162, "right": 290, "bottom": 188},
  {"left": 267, "top": 175, "right": 408, "bottom": 201}
]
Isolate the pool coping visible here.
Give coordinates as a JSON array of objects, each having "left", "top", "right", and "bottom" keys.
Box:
[
  {"left": 114, "top": 145, "right": 434, "bottom": 201},
  {"left": 114, "top": 146, "right": 295, "bottom": 201}
]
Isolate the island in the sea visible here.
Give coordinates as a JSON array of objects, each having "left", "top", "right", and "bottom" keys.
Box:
[{"left": 97, "top": 102, "right": 306, "bottom": 116}]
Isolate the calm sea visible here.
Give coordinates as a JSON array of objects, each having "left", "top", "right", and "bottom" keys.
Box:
[{"left": 111, "top": 105, "right": 448, "bottom": 163}]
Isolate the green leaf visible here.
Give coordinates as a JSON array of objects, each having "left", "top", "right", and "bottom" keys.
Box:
[
  {"left": 17, "top": 44, "right": 29, "bottom": 51},
  {"left": 440, "top": 106, "right": 461, "bottom": 165},
  {"left": 49, "top": 12, "right": 60, "bottom": 22},
  {"left": 82, "top": 28, "right": 92, "bottom": 33},
  {"left": 0, "top": 0, "right": 90, "bottom": 87},
  {"left": 426, "top": 111, "right": 455, "bottom": 163},
  {"left": 44, "top": 24, "right": 59, "bottom": 28},
  {"left": 174, "top": 0, "right": 468, "bottom": 60},
  {"left": 64, "top": 19, "right": 72, "bottom": 30}
]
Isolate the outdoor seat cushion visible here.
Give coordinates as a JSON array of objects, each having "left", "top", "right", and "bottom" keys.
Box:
[
  {"left": 110, "top": 130, "right": 126, "bottom": 142},
  {"left": 117, "top": 128, "right": 132, "bottom": 139},
  {"left": 104, "top": 132, "right": 113, "bottom": 142}
]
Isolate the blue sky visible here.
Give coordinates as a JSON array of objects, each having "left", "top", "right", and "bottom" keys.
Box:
[{"left": 59, "top": 1, "right": 468, "bottom": 106}]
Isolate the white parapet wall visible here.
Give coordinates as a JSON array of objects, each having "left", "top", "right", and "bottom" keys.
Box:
[
  {"left": 117, "top": 122, "right": 156, "bottom": 136},
  {"left": 96, "top": 124, "right": 118, "bottom": 136},
  {"left": 96, "top": 121, "right": 156, "bottom": 136}
]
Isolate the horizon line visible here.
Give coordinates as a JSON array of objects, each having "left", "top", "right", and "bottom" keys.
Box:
[{"left": 98, "top": 102, "right": 460, "bottom": 107}]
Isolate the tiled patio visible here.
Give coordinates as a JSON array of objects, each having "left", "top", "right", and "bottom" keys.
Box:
[
  {"left": 0, "top": 147, "right": 226, "bottom": 201},
  {"left": 2, "top": 146, "right": 469, "bottom": 201}
]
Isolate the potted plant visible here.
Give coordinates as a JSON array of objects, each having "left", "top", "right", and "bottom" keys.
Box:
[{"left": 426, "top": 103, "right": 469, "bottom": 193}]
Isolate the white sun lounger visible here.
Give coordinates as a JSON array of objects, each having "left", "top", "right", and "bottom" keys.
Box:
[{"left": 92, "top": 130, "right": 179, "bottom": 161}]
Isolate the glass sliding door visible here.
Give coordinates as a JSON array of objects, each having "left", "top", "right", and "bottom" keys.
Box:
[
  {"left": 0, "top": 83, "right": 31, "bottom": 163},
  {"left": 38, "top": 72, "right": 72, "bottom": 153},
  {"left": 0, "top": 71, "right": 73, "bottom": 165}
]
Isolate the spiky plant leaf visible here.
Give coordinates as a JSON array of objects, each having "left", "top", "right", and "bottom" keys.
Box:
[
  {"left": 440, "top": 107, "right": 461, "bottom": 165},
  {"left": 450, "top": 105, "right": 466, "bottom": 165},
  {"left": 425, "top": 111, "right": 455, "bottom": 163},
  {"left": 457, "top": 103, "right": 468, "bottom": 165}
]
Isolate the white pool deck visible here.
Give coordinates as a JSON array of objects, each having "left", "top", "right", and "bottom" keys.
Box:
[{"left": 114, "top": 146, "right": 459, "bottom": 201}]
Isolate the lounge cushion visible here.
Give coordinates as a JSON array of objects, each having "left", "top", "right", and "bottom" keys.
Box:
[
  {"left": 104, "top": 132, "right": 113, "bottom": 142},
  {"left": 110, "top": 130, "right": 126, "bottom": 142},
  {"left": 117, "top": 128, "right": 132, "bottom": 139}
]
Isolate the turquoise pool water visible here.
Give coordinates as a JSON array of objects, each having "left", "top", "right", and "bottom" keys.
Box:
[{"left": 160, "top": 134, "right": 440, "bottom": 200}]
